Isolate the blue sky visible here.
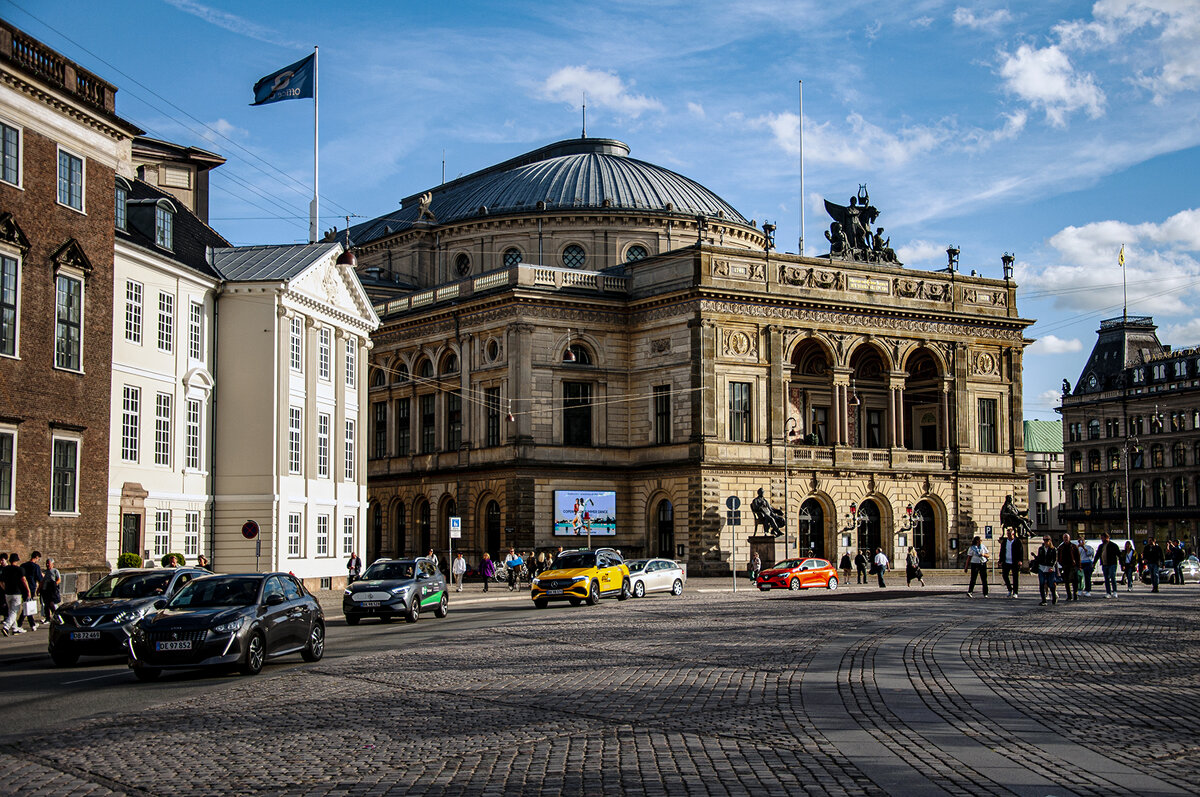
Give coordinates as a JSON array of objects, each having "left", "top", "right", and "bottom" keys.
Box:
[{"left": 9, "top": 0, "right": 1199, "bottom": 420}]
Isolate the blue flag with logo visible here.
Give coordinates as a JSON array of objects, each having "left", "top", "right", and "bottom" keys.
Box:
[{"left": 251, "top": 53, "right": 315, "bottom": 106}]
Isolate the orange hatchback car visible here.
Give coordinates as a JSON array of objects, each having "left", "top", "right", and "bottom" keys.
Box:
[{"left": 756, "top": 557, "right": 839, "bottom": 591}]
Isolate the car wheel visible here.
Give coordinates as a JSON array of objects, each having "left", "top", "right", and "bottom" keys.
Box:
[
  {"left": 618, "top": 578, "right": 631, "bottom": 601},
  {"left": 633, "top": 580, "right": 646, "bottom": 598},
  {"left": 406, "top": 596, "right": 420, "bottom": 623},
  {"left": 568, "top": 598, "right": 582, "bottom": 606},
  {"left": 301, "top": 623, "right": 325, "bottom": 662},
  {"left": 827, "top": 576, "right": 838, "bottom": 590},
  {"left": 240, "top": 632, "right": 265, "bottom": 675},
  {"left": 534, "top": 598, "right": 548, "bottom": 609},
  {"left": 434, "top": 592, "right": 448, "bottom": 618},
  {"left": 50, "top": 648, "right": 79, "bottom": 667},
  {"left": 344, "top": 614, "right": 360, "bottom": 626},
  {"left": 671, "top": 579, "right": 684, "bottom": 596},
  {"left": 586, "top": 580, "right": 600, "bottom": 605},
  {"left": 133, "top": 664, "right": 161, "bottom": 682},
  {"left": 789, "top": 577, "right": 801, "bottom": 591}
]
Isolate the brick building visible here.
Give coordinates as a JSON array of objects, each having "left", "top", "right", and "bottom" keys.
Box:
[
  {"left": 351, "top": 137, "right": 1034, "bottom": 573},
  {"left": 0, "top": 21, "right": 140, "bottom": 589}
]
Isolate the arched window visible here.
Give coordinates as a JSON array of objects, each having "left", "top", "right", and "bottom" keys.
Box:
[
  {"left": 1088, "top": 450, "right": 1101, "bottom": 472},
  {"left": 440, "top": 352, "right": 459, "bottom": 375},
  {"left": 1151, "top": 444, "right": 1164, "bottom": 468},
  {"left": 485, "top": 500, "right": 501, "bottom": 555},
  {"left": 371, "top": 369, "right": 386, "bottom": 388},
  {"left": 394, "top": 363, "right": 408, "bottom": 384},
  {"left": 656, "top": 499, "right": 674, "bottom": 557},
  {"left": 418, "top": 359, "right": 433, "bottom": 379},
  {"left": 1130, "top": 480, "right": 1146, "bottom": 509},
  {"left": 502, "top": 248, "right": 522, "bottom": 267},
  {"left": 1173, "top": 477, "right": 1189, "bottom": 506},
  {"left": 1152, "top": 478, "right": 1167, "bottom": 507},
  {"left": 1172, "top": 442, "right": 1186, "bottom": 467},
  {"left": 394, "top": 501, "right": 407, "bottom": 556},
  {"left": 415, "top": 498, "right": 431, "bottom": 552},
  {"left": 1090, "top": 482, "right": 1102, "bottom": 509},
  {"left": 1087, "top": 419, "right": 1100, "bottom": 439},
  {"left": 1070, "top": 451, "right": 1082, "bottom": 473},
  {"left": 563, "top": 343, "right": 592, "bottom": 365},
  {"left": 562, "top": 244, "right": 586, "bottom": 268},
  {"left": 1107, "top": 447, "right": 1121, "bottom": 470},
  {"left": 1108, "top": 482, "right": 1123, "bottom": 508},
  {"left": 1071, "top": 483, "right": 1084, "bottom": 509}
]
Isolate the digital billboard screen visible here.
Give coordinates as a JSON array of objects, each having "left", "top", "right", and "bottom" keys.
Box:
[{"left": 553, "top": 490, "right": 616, "bottom": 537}]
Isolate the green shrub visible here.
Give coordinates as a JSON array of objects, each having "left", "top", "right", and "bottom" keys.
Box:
[
  {"left": 161, "top": 552, "right": 186, "bottom": 568},
  {"left": 117, "top": 552, "right": 143, "bottom": 569}
]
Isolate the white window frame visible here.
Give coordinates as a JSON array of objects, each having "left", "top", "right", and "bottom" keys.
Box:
[
  {"left": 154, "top": 204, "right": 174, "bottom": 249},
  {"left": 124, "top": 280, "right": 142, "bottom": 344},
  {"left": 187, "top": 301, "right": 203, "bottom": 361},
  {"left": 342, "top": 515, "right": 355, "bottom": 556},
  {"left": 0, "top": 252, "right": 19, "bottom": 359},
  {"left": 49, "top": 433, "right": 80, "bottom": 515},
  {"left": 157, "top": 291, "right": 174, "bottom": 353},
  {"left": 154, "top": 392, "right": 172, "bottom": 467},
  {"left": 317, "top": 413, "right": 330, "bottom": 478},
  {"left": 184, "top": 511, "right": 200, "bottom": 557},
  {"left": 288, "top": 407, "right": 302, "bottom": 474},
  {"left": 344, "top": 418, "right": 355, "bottom": 481},
  {"left": 0, "top": 425, "right": 16, "bottom": 514},
  {"left": 115, "top": 179, "right": 128, "bottom": 231},
  {"left": 185, "top": 399, "right": 202, "bottom": 470},
  {"left": 289, "top": 316, "right": 303, "bottom": 371},
  {"left": 318, "top": 327, "right": 331, "bottom": 380},
  {"left": 153, "top": 509, "right": 170, "bottom": 558},
  {"left": 121, "top": 385, "right": 140, "bottom": 462},
  {"left": 54, "top": 272, "right": 83, "bottom": 372},
  {"left": 56, "top": 146, "right": 85, "bottom": 213},
  {"left": 0, "top": 119, "right": 21, "bottom": 188},
  {"left": 345, "top": 336, "right": 356, "bottom": 388},
  {"left": 316, "top": 514, "right": 329, "bottom": 557},
  {"left": 287, "top": 512, "right": 302, "bottom": 557}
]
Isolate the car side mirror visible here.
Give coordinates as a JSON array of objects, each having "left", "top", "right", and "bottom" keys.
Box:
[
  {"left": 265, "top": 593, "right": 285, "bottom": 606},
  {"left": 154, "top": 599, "right": 167, "bottom": 610}
]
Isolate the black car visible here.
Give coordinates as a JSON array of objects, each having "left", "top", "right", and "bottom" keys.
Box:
[
  {"left": 343, "top": 557, "right": 448, "bottom": 624},
  {"left": 48, "top": 568, "right": 208, "bottom": 666},
  {"left": 128, "top": 572, "right": 323, "bottom": 681}
]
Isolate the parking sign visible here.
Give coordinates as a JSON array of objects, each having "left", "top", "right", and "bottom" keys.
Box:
[{"left": 449, "top": 516, "right": 461, "bottom": 539}]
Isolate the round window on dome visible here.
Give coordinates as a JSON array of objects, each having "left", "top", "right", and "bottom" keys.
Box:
[
  {"left": 562, "top": 244, "right": 586, "bottom": 269},
  {"left": 626, "top": 244, "right": 648, "bottom": 263},
  {"left": 503, "top": 248, "right": 522, "bottom": 267},
  {"left": 454, "top": 253, "right": 471, "bottom": 276}
]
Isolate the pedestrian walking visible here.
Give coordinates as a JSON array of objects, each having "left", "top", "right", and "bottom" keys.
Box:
[
  {"left": 1143, "top": 538, "right": 1165, "bottom": 592},
  {"left": 505, "top": 548, "right": 521, "bottom": 591},
  {"left": 1121, "top": 541, "right": 1138, "bottom": 591},
  {"left": 839, "top": 552, "right": 852, "bottom": 584},
  {"left": 965, "top": 536, "right": 989, "bottom": 597},
  {"left": 1033, "top": 535, "right": 1059, "bottom": 605},
  {"left": 1077, "top": 538, "right": 1095, "bottom": 596},
  {"left": 2, "top": 553, "right": 31, "bottom": 636},
  {"left": 871, "top": 548, "right": 889, "bottom": 588},
  {"left": 480, "top": 552, "right": 495, "bottom": 592},
  {"left": 39, "top": 558, "right": 62, "bottom": 625},
  {"left": 1057, "top": 533, "right": 1081, "bottom": 601},
  {"left": 854, "top": 550, "right": 868, "bottom": 584},
  {"left": 1169, "top": 539, "right": 1185, "bottom": 585},
  {"left": 1095, "top": 533, "right": 1121, "bottom": 598},
  {"left": 426, "top": 549, "right": 439, "bottom": 571},
  {"left": 19, "top": 551, "right": 44, "bottom": 628},
  {"left": 451, "top": 553, "right": 467, "bottom": 592},
  {"left": 346, "top": 551, "right": 363, "bottom": 584},
  {"left": 749, "top": 551, "right": 761, "bottom": 580},
  {"left": 536, "top": 551, "right": 546, "bottom": 575},
  {"left": 904, "top": 547, "right": 925, "bottom": 586},
  {"left": 997, "top": 529, "right": 1024, "bottom": 597}
]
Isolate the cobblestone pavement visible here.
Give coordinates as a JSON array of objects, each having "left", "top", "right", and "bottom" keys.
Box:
[{"left": 3, "top": 583, "right": 1199, "bottom": 796}]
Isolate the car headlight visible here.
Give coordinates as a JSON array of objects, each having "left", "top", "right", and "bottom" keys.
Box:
[
  {"left": 389, "top": 586, "right": 409, "bottom": 595},
  {"left": 213, "top": 617, "right": 245, "bottom": 634},
  {"left": 531, "top": 578, "right": 540, "bottom": 586},
  {"left": 570, "top": 576, "right": 588, "bottom": 583},
  {"left": 112, "top": 608, "right": 148, "bottom": 625},
  {"left": 344, "top": 588, "right": 353, "bottom": 596},
  {"left": 52, "top": 613, "right": 65, "bottom": 625}
]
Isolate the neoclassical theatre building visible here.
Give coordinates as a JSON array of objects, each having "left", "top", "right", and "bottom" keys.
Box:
[{"left": 349, "top": 137, "right": 1033, "bottom": 573}]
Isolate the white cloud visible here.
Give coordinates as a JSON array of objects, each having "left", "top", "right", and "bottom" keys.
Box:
[
  {"left": 998, "top": 44, "right": 1105, "bottom": 126},
  {"left": 757, "top": 111, "right": 948, "bottom": 169},
  {"left": 912, "top": 16, "right": 935, "bottom": 28},
  {"left": 895, "top": 239, "right": 950, "bottom": 267},
  {"left": 162, "top": 0, "right": 307, "bottom": 49},
  {"left": 1027, "top": 334, "right": 1084, "bottom": 355},
  {"left": 539, "top": 66, "right": 663, "bottom": 117},
  {"left": 952, "top": 7, "right": 1013, "bottom": 32},
  {"left": 1035, "top": 388, "right": 1067, "bottom": 409},
  {"left": 687, "top": 102, "right": 706, "bottom": 118},
  {"left": 199, "top": 118, "right": 245, "bottom": 144},
  {"left": 1165, "top": 318, "right": 1200, "bottom": 347}
]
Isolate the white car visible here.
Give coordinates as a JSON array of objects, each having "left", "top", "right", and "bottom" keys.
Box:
[{"left": 625, "top": 558, "right": 686, "bottom": 598}]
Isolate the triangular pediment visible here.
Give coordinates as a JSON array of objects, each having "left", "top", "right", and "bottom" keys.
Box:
[
  {"left": 289, "top": 251, "right": 379, "bottom": 328},
  {"left": 51, "top": 238, "right": 94, "bottom": 278},
  {"left": 0, "top": 213, "right": 30, "bottom": 253}
]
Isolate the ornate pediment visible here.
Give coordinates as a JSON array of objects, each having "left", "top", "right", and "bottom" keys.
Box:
[
  {"left": 0, "top": 212, "right": 30, "bottom": 253},
  {"left": 51, "top": 238, "right": 93, "bottom": 278}
]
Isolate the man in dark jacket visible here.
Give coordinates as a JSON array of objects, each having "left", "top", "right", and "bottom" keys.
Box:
[
  {"left": 1143, "top": 538, "right": 1165, "bottom": 593},
  {"left": 854, "top": 550, "right": 868, "bottom": 584},
  {"left": 997, "top": 529, "right": 1024, "bottom": 598},
  {"left": 1168, "top": 540, "right": 1185, "bottom": 585},
  {"left": 2, "top": 553, "right": 30, "bottom": 636},
  {"left": 1032, "top": 536, "right": 1058, "bottom": 605},
  {"left": 1095, "top": 533, "right": 1122, "bottom": 598},
  {"left": 1057, "top": 533, "right": 1081, "bottom": 601},
  {"left": 19, "top": 550, "right": 43, "bottom": 629}
]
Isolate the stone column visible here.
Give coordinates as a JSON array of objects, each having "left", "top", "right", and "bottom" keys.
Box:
[
  {"left": 767, "top": 325, "right": 785, "bottom": 447},
  {"left": 693, "top": 320, "right": 718, "bottom": 441},
  {"left": 510, "top": 323, "right": 534, "bottom": 444}
]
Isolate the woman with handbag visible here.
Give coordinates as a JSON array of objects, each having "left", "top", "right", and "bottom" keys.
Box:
[
  {"left": 39, "top": 558, "right": 62, "bottom": 625},
  {"left": 905, "top": 547, "right": 925, "bottom": 587}
]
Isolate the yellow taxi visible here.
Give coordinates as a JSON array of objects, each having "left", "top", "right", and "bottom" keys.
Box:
[{"left": 531, "top": 547, "right": 631, "bottom": 608}]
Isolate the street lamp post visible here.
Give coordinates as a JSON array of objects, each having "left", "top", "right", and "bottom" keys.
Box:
[{"left": 785, "top": 417, "right": 800, "bottom": 559}]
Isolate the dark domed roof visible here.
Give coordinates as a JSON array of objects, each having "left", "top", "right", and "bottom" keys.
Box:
[{"left": 351, "top": 138, "right": 749, "bottom": 245}]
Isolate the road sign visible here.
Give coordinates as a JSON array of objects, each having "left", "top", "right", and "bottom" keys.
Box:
[
  {"left": 449, "top": 516, "right": 461, "bottom": 539},
  {"left": 985, "top": 525, "right": 993, "bottom": 540},
  {"left": 242, "top": 520, "right": 260, "bottom": 540}
]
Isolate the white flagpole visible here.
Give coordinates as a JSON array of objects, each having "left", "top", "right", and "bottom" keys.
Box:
[
  {"left": 310, "top": 45, "right": 319, "bottom": 244},
  {"left": 798, "top": 79, "right": 805, "bottom": 256}
]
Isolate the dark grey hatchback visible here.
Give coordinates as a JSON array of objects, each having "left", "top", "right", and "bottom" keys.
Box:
[
  {"left": 128, "top": 573, "right": 324, "bottom": 681},
  {"left": 48, "top": 568, "right": 208, "bottom": 666}
]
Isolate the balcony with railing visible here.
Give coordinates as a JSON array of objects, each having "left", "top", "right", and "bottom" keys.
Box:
[{"left": 0, "top": 20, "right": 118, "bottom": 115}]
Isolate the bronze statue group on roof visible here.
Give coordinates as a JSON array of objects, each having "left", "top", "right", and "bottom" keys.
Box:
[{"left": 823, "top": 185, "right": 901, "bottom": 266}]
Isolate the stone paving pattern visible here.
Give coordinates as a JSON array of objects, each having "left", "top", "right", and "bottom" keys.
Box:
[{"left": 4, "top": 585, "right": 1199, "bottom": 796}]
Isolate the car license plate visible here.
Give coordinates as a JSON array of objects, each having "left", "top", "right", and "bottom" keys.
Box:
[
  {"left": 359, "top": 601, "right": 380, "bottom": 608},
  {"left": 70, "top": 631, "right": 101, "bottom": 641},
  {"left": 547, "top": 589, "right": 564, "bottom": 595},
  {"left": 155, "top": 640, "right": 192, "bottom": 651}
]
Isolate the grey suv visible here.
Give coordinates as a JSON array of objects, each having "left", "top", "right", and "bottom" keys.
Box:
[{"left": 343, "top": 557, "right": 448, "bottom": 624}]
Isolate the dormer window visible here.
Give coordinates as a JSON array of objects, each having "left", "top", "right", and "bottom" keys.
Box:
[
  {"left": 115, "top": 177, "right": 130, "bottom": 231},
  {"left": 155, "top": 201, "right": 174, "bottom": 249}
]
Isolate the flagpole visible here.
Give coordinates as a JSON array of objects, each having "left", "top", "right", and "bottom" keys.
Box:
[
  {"left": 1121, "top": 244, "right": 1127, "bottom": 322},
  {"left": 310, "top": 45, "right": 319, "bottom": 244},
  {"left": 798, "top": 79, "right": 805, "bottom": 256}
]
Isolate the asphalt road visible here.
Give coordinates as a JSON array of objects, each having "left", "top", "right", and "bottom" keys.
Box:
[{"left": 0, "top": 592, "right": 531, "bottom": 745}]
